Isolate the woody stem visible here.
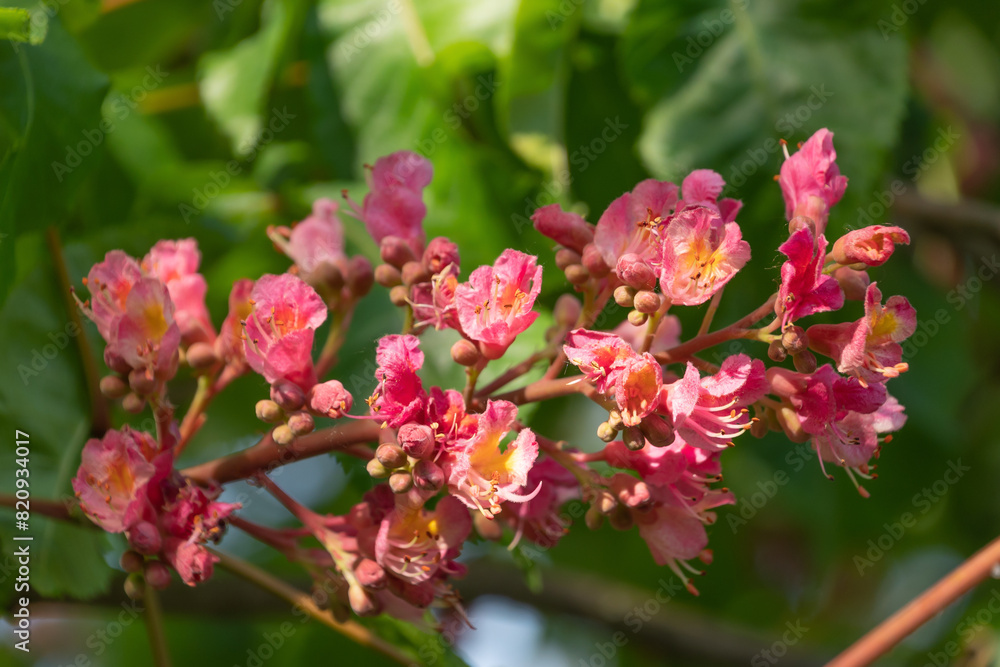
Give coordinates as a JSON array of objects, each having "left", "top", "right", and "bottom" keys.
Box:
[
  {"left": 655, "top": 293, "right": 777, "bottom": 363},
  {"left": 828, "top": 534, "right": 1000, "bottom": 667},
  {"left": 143, "top": 582, "right": 172, "bottom": 667}
]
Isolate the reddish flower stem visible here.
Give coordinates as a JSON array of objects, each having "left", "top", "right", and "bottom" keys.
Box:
[
  {"left": 493, "top": 376, "right": 590, "bottom": 406},
  {"left": 181, "top": 419, "right": 381, "bottom": 486},
  {"left": 654, "top": 294, "right": 777, "bottom": 364},
  {"left": 828, "top": 534, "right": 1000, "bottom": 667}
]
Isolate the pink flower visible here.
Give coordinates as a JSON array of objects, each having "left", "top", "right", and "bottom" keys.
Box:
[
  {"left": 778, "top": 129, "right": 848, "bottom": 235},
  {"left": 831, "top": 225, "right": 910, "bottom": 268},
  {"left": 143, "top": 239, "right": 215, "bottom": 345},
  {"left": 114, "top": 277, "right": 182, "bottom": 380},
  {"left": 505, "top": 458, "right": 580, "bottom": 549},
  {"left": 444, "top": 400, "right": 540, "bottom": 517},
  {"left": 659, "top": 206, "right": 751, "bottom": 306},
  {"left": 80, "top": 251, "right": 143, "bottom": 342},
  {"left": 370, "top": 334, "right": 426, "bottom": 428},
  {"left": 563, "top": 329, "right": 636, "bottom": 394},
  {"left": 72, "top": 427, "right": 170, "bottom": 534},
  {"left": 375, "top": 494, "right": 471, "bottom": 584},
  {"left": 531, "top": 203, "right": 594, "bottom": 254},
  {"left": 285, "top": 198, "right": 346, "bottom": 274},
  {"left": 667, "top": 355, "right": 766, "bottom": 452},
  {"left": 455, "top": 249, "right": 543, "bottom": 359},
  {"left": 360, "top": 151, "right": 433, "bottom": 254},
  {"left": 411, "top": 264, "right": 460, "bottom": 331},
  {"left": 767, "top": 365, "right": 886, "bottom": 438},
  {"left": 807, "top": 282, "right": 916, "bottom": 385},
  {"left": 215, "top": 278, "right": 255, "bottom": 371},
  {"left": 615, "top": 353, "right": 665, "bottom": 427},
  {"left": 594, "top": 179, "right": 679, "bottom": 270},
  {"left": 242, "top": 274, "right": 327, "bottom": 389},
  {"left": 426, "top": 387, "right": 478, "bottom": 446},
  {"left": 162, "top": 538, "right": 219, "bottom": 587},
  {"left": 776, "top": 226, "right": 844, "bottom": 328}
]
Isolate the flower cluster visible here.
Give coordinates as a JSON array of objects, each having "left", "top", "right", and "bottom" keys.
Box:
[{"left": 71, "top": 132, "right": 913, "bottom": 625}]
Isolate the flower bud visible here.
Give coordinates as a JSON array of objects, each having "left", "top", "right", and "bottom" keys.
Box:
[
  {"left": 272, "top": 424, "right": 295, "bottom": 446},
  {"left": 346, "top": 256, "right": 375, "bottom": 297},
  {"left": 412, "top": 459, "right": 445, "bottom": 492},
  {"left": 366, "top": 458, "right": 389, "bottom": 479},
  {"left": 388, "top": 471, "right": 413, "bottom": 493},
  {"left": 555, "top": 248, "right": 582, "bottom": 271},
  {"left": 401, "top": 260, "right": 431, "bottom": 286},
  {"left": 607, "top": 410, "right": 624, "bottom": 431},
  {"left": 122, "top": 393, "right": 146, "bottom": 414},
  {"left": 633, "top": 290, "right": 661, "bottom": 314},
  {"left": 307, "top": 380, "right": 353, "bottom": 418},
  {"left": 389, "top": 285, "right": 410, "bottom": 307},
  {"left": 613, "top": 286, "right": 635, "bottom": 308},
  {"left": 767, "top": 339, "right": 787, "bottom": 362},
  {"left": 832, "top": 265, "right": 870, "bottom": 301},
  {"left": 554, "top": 294, "right": 582, "bottom": 328},
  {"left": 450, "top": 339, "right": 480, "bottom": 366},
  {"left": 627, "top": 310, "right": 648, "bottom": 326},
  {"left": 781, "top": 326, "right": 808, "bottom": 355},
  {"left": 623, "top": 426, "right": 645, "bottom": 451},
  {"left": 129, "top": 520, "right": 162, "bottom": 555},
  {"left": 474, "top": 512, "right": 503, "bottom": 540},
  {"left": 608, "top": 505, "right": 634, "bottom": 531},
  {"left": 144, "top": 560, "right": 172, "bottom": 591},
  {"left": 120, "top": 550, "right": 144, "bottom": 574},
  {"left": 129, "top": 369, "right": 156, "bottom": 395},
  {"left": 617, "top": 253, "right": 657, "bottom": 291},
  {"left": 104, "top": 348, "right": 132, "bottom": 375},
  {"left": 374, "top": 264, "right": 402, "bottom": 288},
  {"left": 354, "top": 558, "right": 387, "bottom": 590},
  {"left": 565, "top": 264, "right": 590, "bottom": 285},
  {"left": 314, "top": 261, "right": 345, "bottom": 292},
  {"left": 581, "top": 243, "right": 610, "bottom": 278},
  {"left": 375, "top": 442, "right": 407, "bottom": 469},
  {"left": 597, "top": 422, "right": 617, "bottom": 442},
  {"left": 619, "top": 480, "right": 652, "bottom": 508},
  {"left": 596, "top": 491, "right": 617, "bottom": 514},
  {"left": 379, "top": 236, "right": 416, "bottom": 269},
  {"left": 124, "top": 573, "right": 145, "bottom": 601},
  {"left": 288, "top": 412, "right": 315, "bottom": 436},
  {"left": 639, "top": 414, "right": 675, "bottom": 447},
  {"left": 100, "top": 375, "right": 129, "bottom": 399},
  {"left": 585, "top": 504, "right": 604, "bottom": 530},
  {"left": 255, "top": 399, "right": 282, "bottom": 423},
  {"left": 271, "top": 380, "right": 305, "bottom": 411},
  {"left": 348, "top": 584, "right": 381, "bottom": 616},
  {"left": 422, "top": 237, "right": 460, "bottom": 274},
  {"left": 186, "top": 342, "right": 218, "bottom": 371},
  {"left": 792, "top": 349, "right": 817, "bottom": 374},
  {"left": 775, "top": 406, "right": 809, "bottom": 443},
  {"left": 398, "top": 423, "right": 435, "bottom": 459}
]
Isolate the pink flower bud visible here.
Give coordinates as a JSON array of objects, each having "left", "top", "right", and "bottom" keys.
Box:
[
  {"left": 346, "top": 256, "right": 375, "bottom": 297},
  {"left": 144, "top": 560, "right": 172, "bottom": 590},
  {"left": 616, "top": 253, "right": 656, "bottom": 291},
  {"left": 287, "top": 412, "right": 315, "bottom": 436},
  {"left": 581, "top": 243, "right": 610, "bottom": 278},
  {"left": 99, "top": 375, "right": 129, "bottom": 399},
  {"left": 412, "top": 459, "right": 444, "bottom": 492},
  {"left": 374, "top": 264, "right": 402, "bottom": 288},
  {"left": 270, "top": 380, "right": 305, "bottom": 411},
  {"left": 307, "top": 380, "right": 353, "bottom": 418},
  {"left": 389, "top": 471, "right": 413, "bottom": 493},
  {"left": 531, "top": 203, "right": 594, "bottom": 254},
  {"left": 401, "top": 260, "right": 431, "bottom": 286},
  {"left": 633, "top": 290, "right": 661, "bottom": 314},
  {"left": 380, "top": 236, "right": 416, "bottom": 269},
  {"left": 398, "top": 423, "right": 435, "bottom": 459},
  {"left": 375, "top": 442, "right": 407, "bottom": 469},
  {"left": 354, "top": 558, "right": 387, "bottom": 590},
  {"left": 422, "top": 237, "right": 460, "bottom": 274},
  {"left": 186, "top": 342, "right": 218, "bottom": 370},
  {"left": 831, "top": 225, "right": 909, "bottom": 267},
  {"left": 120, "top": 550, "right": 144, "bottom": 573},
  {"left": 128, "top": 520, "right": 162, "bottom": 555},
  {"left": 255, "top": 399, "right": 282, "bottom": 423},
  {"left": 832, "top": 265, "right": 871, "bottom": 301},
  {"left": 450, "top": 339, "right": 480, "bottom": 367}
]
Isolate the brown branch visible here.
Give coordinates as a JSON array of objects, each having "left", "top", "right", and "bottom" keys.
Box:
[
  {"left": 181, "top": 419, "right": 381, "bottom": 486},
  {"left": 893, "top": 191, "right": 1000, "bottom": 240},
  {"left": 0, "top": 493, "right": 81, "bottom": 524},
  {"left": 492, "top": 375, "right": 589, "bottom": 406},
  {"left": 655, "top": 294, "right": 777, "bottom": 364},
  {"left": 828, "top": 534, "right": 1000, "bottom": 667}
]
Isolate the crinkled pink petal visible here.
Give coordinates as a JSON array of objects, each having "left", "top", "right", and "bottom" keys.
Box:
[{"left": 531, "top": 203, "right": 594, "bottom": 254}]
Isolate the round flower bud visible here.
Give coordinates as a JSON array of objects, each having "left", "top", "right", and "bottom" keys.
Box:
[
  {"left": 124, "top": 573, "right": 145, "bottom": 601},
  {"left": 313, "top": 261, "right": 345, "bottom": 292},
  {"left": 272, "top": 424, "right": 295, "bottom": 446},
  {"left": 555, "top": 248, "right": 582, "bottom": 271},
  {"left": 564, "top": 264, "right": 590, "bottom": 285},
  {"left": 617, "top": 253, "right": 656, "bottom": 291},
  {"left": 287, "top": 412, "right": 315, "bottom": 436},
  {"left": 307, "top": 380, "right": 353, "bottom": 419},
  {"left": 374, "top": 264, "right": 402, "bottom": 288},
  {"left": 128, "top": 520, "right": 162, "bottom": 555},
  {"left": 100, "top": 375, "right": 129, "bottom": 399},
  {"left": 389, "top": 285, "right": 410, "bottom": 307},
  {"left": 412, "top": 459, "right": 445, "bottom": 492},
  {"left": 186, "top": 342, "right": 218, "bottom": 371},
  {"left": 608, "top": 505, "right": 634, "bottom": 531},
  {"left": 375, "top": 442, "right": 407, "bottom": 469},
  {"left": 256, "top": 399, "right": 283, "bottom": 423},
  {"left": 623, "top": 426, "right": 645, "bottom": 451},
  {"left": 767, "top": 340, "right": 787, "bottom": 362},
  {"left": 793, "top": 349, "right": 818, "bottom": 374},
  {"left": 128, "top": 369, "right": 156, "bottom": 395},
  {"left": 450, "top": 339, "right": 480, "bottom": 367},
  {"left": 633, "top": 290, "right": 661, "bottom": 314},
  {"left": 597, "top": 422, "right": 617, "bottom": 443},
  {"left": 614, "top": 285, "right": 636, "bottom": 308},
  {"left": 781, "top": 326, "right": 808, "bottom": 355},
  {"left": 474, "top": 512, "right": 503, "bottom": 540},
  {"left": 423, "top": 237, "right": 460, "bottom": 275},
  {"left": 270, "top": 380, "right": 305, "bottom": 411},
  {"left": 833, "top": 265, "right": 871, "bottom": 301},
  {"left": 122, "top": 393, "right": 146, "bottom": 414},
  {"left": 380, "top": 236, "right": 417, "bottom": 269},
  {"left": 627, "top": 310, "right": 648, "bottom": 326},
  {"left": 639, "top": 414, "right": 675, "bottom": 447},
  {"left": 607, "top": 410, "right": 624, "bottom": 431},
  {"left": 354, "top": 558, "right": 387, "bottom": 590},
  {"left": 401, "top": 260, "right": 431, "bottom": 287},
  {"left": 398, "top": 423, "right": 435, "bottom": 459},
  {"left": 388, "top": 471, "right": 413, "bottom": 494},
  {"left": 144, "top": 561, "right": 172, "bottom": 591},
  {"left": 104, "top": 348, "right": 132, "bottom": 375},
  {"left": 120, "top": 550, "right": 144, "bottom": 574},
  {"left": 581, "top": 243, "right": 610, "bottom": 278},
  {"left": 554, "top": 294, "right": 582, "bottom": 328},
  {"left": 346, "top": 256, "right": 375, "bottom": 297},
  {"left": 596, "top": 491, "right": 617, "bottom": 515},
  {"left": 366, "top": 458, "right": 389, "bottom": 479},
  {"left": 584, "top": 504, "right": 604, "bottom": 531}
]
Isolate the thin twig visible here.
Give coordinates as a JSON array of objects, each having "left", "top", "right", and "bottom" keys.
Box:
[
  {"left": 655, "top": 294, "right": 777, "bottom": 364},
  {"left": 697, "top": 287, "right": 725, "bottom": 337},
  {"left": 143, "top": 582, "right": 173, "bottom": 667},
  {"left": 828, "top": 534, "right": 1000, "bottom": 667},
  {"left": 210, "top": 548, "right": 412, "bottom": 665}
]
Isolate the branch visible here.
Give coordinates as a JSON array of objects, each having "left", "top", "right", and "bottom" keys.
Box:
[
  {"left": 655, "top": 294, "right": 777, "bottom": 364},
  {"left": 492, "top": 376, "right": 590, "bottom": 406},
  {"left": 893, "top": 191, "right": 1000, "bottom": 240},
  {"left": 144, "top": 582, "right": 173, "bottom": 667},
  {"left": 181, "top": 419, "right": 381, "bottom": 486},
  {"left": 828, "top": 534, "right": 1000, "bottom": 667}
]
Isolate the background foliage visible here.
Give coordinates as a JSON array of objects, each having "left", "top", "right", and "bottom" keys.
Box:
[{"left": 1, "top": 0, "right": 999, "bottom": 665}]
